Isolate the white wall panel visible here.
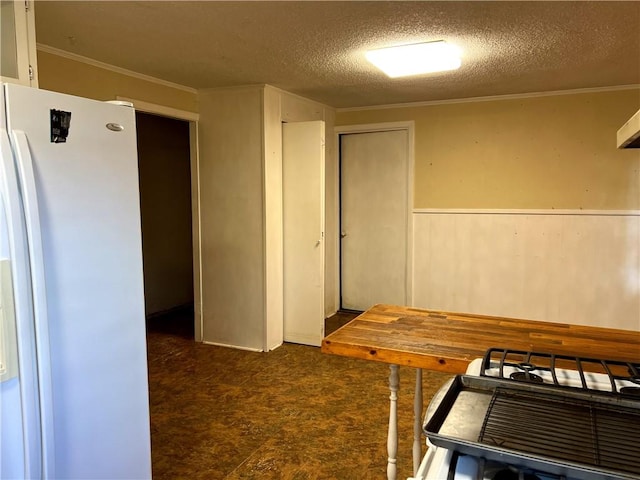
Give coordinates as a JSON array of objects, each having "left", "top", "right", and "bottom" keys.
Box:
[
  {"left": 198, "top": 87, "right": 265, "bottom": 351},
  {"left": 263, "top": 86, "right": 284, "bottom": 350},
  {"left": 413, "top": 211, "right": 640, "bottom": 331}
]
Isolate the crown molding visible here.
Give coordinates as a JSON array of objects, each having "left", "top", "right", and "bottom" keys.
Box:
[
  {"left": 115, "top": 96, "right": 199, "bottom": 121},
  {"left": 36, "top": 43, "right": 197, "bottom": 94},
  {"left": 198, "top": 84, "right": 266, "bottom": 94},
  {"left": 36, "top": 43, "right": 640, "bottom": 110},
  {"left": 338, "top": 84, "right": 640, "bottom": 113}
]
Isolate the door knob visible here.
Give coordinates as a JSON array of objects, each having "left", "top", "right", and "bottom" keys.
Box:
[{"left": 341, "top": 231, "right": 347, "bottom": 238}]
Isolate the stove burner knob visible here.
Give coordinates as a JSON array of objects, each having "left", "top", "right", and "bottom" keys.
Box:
[
  {"left": 491, "top": 468, "right": 542, "bottom": 480},
  {"left": 509, "top": 371, "right": 544, "bottom": 383},
  {"left": 620, "top": 386, "right": 640, "bottom": 397}
]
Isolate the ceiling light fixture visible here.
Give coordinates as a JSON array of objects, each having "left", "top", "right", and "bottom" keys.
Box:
[{"left": 365, "top": 41, "right": 462, "bottom": 78}]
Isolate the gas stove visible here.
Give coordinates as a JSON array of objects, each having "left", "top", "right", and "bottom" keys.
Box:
[{"left": 412, "top": 348, "right": 640, "bottom": 480}]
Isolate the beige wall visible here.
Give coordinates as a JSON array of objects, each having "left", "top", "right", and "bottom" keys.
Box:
[
  {"left": 337, "top": 89, "right": 640, "bottom": 210},
  {"left": 337, "top": 89, "right": 640, "bottom": 330},
  {"left": 198, "top": 86, "right": 266, "bottom": 350},
  {"left": 37, "top": 49, "right": 198, "bottom": 112}
]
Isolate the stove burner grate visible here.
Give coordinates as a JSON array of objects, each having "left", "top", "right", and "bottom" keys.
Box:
[
  {"left": 478, "top": 387, "right": 640, "bottom": 477},
  {"left": 480, "top": 348, "right": 640, "bottom": 395}
]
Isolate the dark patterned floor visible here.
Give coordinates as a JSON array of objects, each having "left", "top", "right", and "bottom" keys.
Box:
[{"left": 146, "top": 309, "right": 452, "bottom": 479}]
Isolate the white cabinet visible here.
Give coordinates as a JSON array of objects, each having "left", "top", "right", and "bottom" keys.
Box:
[{"left": 1, "top": 0, "right": 38, "bottom": 87}]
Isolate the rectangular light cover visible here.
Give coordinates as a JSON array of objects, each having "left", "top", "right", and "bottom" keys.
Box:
[{"left": 366, "top": 41, "right": 461, "bottom": 78}]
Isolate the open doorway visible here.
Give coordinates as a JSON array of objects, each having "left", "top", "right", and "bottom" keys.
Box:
[{"left": 136, "top": 112, "right": 194, "bottom": 338}]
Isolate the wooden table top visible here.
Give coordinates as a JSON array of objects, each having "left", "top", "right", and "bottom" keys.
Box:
[{"left": 321, "top": 304, "right": 640, "bottom": 374}]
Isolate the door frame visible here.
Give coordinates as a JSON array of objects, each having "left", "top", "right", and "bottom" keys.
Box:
[
  {"left": 0, "top": 0, "right": 38, "bottom": 87},
  {"left": 116, "top": 97, "right": 203, "bottom": 341},
  {"left": 334, "top": 121, "right": 415, "bottom": 310}
]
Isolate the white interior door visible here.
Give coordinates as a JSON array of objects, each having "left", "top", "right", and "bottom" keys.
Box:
[
  {"left": 283, "top": 121, "right": 325, "bottom": 346},
  {"left": 340, "top": 129, "right": 409, "bottom": 311}
]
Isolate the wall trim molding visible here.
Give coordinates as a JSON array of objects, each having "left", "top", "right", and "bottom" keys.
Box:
[
  {"left": 338, "top": 84, "right": 640, "bottom": 113},
  {"left": 116, "top": 96, "right": 199, "bottom": 121},
  {"left": 198, "top": 84, "right": 266, "bottom": 94},
  {"left": 334, "top": 121, "right": 415, "bottom": 134},
  {"left": 413, "top": 208, "right": 640, "bottom": 216},
  {"left": 202, "top": 341, "right": 263, "bottom": 352},
  {"left": 36, "top": 43, "right": 198, "bottom": 94}
]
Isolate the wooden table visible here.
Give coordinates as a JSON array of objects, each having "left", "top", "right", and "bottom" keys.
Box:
[{"left": 321, "top": 304, "right": 640, "bottom": 480}]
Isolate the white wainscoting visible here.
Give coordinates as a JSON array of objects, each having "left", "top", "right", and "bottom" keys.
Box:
[{"left": 412, "top": 210, "right": 640, "bottom": 331}]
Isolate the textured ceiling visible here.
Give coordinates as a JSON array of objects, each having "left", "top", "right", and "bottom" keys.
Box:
[{"left": 34, "top": 1, "right": 640, "bottom": 108}]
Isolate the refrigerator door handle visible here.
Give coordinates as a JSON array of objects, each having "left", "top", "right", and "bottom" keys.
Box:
[
  {"left": 1, "top": 126, "right": 45, "bottom": 478},
  {"left": 10, "top": 129, "right": 56, "bottom": 479}
]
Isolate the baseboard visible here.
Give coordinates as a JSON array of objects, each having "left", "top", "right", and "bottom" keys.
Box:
[
  {"left": 202, "top": 340, "right": 263, "bottom": 352},
  {"left": 146, "top": 302, "right": 194, "bottom": 320},
  {"left": 324, "top": 310, "right": 337, "bottom": 319},
  {"left": 284, "top": 332, "right": 322, "bottom": 347}
]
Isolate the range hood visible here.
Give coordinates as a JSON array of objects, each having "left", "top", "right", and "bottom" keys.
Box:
[{"left": 617, "top": 109, "right": 640, "bottom": 148}]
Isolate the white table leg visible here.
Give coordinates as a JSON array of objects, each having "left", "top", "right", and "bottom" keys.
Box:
[
  {"left": 413, "top": 368, "right": 423, "bottom": 475},
  {"left": 387, "top": 364, "right": 399, "bottom": 480}
]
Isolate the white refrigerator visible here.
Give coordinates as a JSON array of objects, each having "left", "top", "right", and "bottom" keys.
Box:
[{"left": 0, "top": 83, "right": 151, "bottom": 479}]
